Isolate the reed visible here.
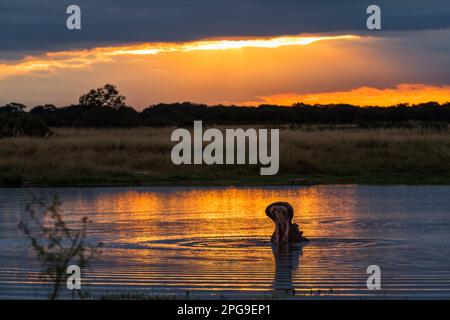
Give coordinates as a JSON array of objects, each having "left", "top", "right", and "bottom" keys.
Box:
[{"left": 1, "top": 126, "right": 450, "bottom": 186}]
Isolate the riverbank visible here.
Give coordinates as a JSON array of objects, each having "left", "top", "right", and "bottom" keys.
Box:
[{"left": 1, "top": 127, "right": 450, "bottom": 187}]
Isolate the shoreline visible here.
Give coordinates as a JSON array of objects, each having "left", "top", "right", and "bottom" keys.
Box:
[{"left": 2, "top": 174, "right": 450, "bottom": 188}]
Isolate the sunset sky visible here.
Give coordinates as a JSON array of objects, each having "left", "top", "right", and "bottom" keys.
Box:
[{"left": 1, "top": 1, "right": 450, "bottom": 109}]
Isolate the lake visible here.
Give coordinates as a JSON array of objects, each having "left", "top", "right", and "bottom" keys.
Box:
[{"left": 0, "top": 185, "right": 450, "bottom": 299}]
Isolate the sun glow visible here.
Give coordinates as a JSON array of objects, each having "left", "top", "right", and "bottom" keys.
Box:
[
  {"left": 107, "top": 35, "right": 360, "bottom": 55},
  {"left": 0, "top": 34, "right": 360, "bottom": 78},
  {"left": 2, "top": 32, "right": 449, "bottom": 108},
  {"left": 242, "top": 84, "right": 450, "bottom": 107}
]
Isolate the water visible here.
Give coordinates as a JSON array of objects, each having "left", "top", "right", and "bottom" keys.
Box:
[{"left": 0, "top": 185, "right": 450, "bottom": 299}]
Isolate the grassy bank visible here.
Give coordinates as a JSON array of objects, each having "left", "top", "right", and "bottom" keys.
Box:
[{"left": 1, "top": 127, "right": 450, "bottom": 186}]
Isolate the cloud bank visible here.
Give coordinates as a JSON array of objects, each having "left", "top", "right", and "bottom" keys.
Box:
[{"left": 1, "top": 0, "right": 450, "bottom": 55}]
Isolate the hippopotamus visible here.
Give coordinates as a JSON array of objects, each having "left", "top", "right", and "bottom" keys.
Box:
[{"left": 265, "top": 201, "right": 308, "bottom": 243}]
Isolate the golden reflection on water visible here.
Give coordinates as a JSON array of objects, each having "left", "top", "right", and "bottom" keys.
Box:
[
  {"left": 60, "top": 186, "right": 361, "bottom": 294},
  {"left": 88, "top": 186, "right": 359, "bottom": 240},
  {"left": 4, "top": 185, "right": 450, "bottom": 298}
]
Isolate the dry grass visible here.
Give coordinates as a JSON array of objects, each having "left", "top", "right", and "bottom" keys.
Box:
[{"left": 1, "top": 127, "right": 450, "bottom": 186}]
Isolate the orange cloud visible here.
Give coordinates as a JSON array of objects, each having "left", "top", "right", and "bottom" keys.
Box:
[
  {"left": 241, "top": 84, "right": 450, "bottom": 106},
  {"left": 0, "top": 34, "right": 360, "bottom": 79},
  {"left": 2, "top": 33, "right": 448, "bottom": 108}
]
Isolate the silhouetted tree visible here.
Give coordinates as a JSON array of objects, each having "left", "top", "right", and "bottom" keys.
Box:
[
  {"left": 3, "top": 97, "right": 450, "bottom": 128},
  {"left": 30, "top": 104, "right": 57, "bottom": 115},
  {"left": 0, "top": 113, "right": 53, "bottom": 138},
  {"left": 79, "top": 84, "right": 126, "bottom": 110},
  {"left": 0, "top": 102, "right": 26, "bottom": 113}
]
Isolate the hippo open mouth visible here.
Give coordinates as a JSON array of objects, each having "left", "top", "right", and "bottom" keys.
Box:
[{"left": 265, "top": 202, "right": 309, "bottom": 243}]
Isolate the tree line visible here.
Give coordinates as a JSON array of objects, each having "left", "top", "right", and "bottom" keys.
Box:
[{"left": 1, "top": 84, "right": 450, "bottom": 137}]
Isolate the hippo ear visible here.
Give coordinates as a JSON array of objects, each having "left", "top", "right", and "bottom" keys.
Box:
[{"left": 265, "top": 206, "right": 276, "bottom": 220}]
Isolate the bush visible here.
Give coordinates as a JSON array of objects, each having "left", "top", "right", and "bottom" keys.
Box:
[
  {"left": 18, "top": 195, "right": 102, "bottom": 299},
  {"left": 0, "top": 113, "right": 53, "bottom": 138}
]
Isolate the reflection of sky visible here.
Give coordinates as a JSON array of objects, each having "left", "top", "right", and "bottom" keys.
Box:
[{"left": 1, "top": 186, "right": 450, "bottom": 298}]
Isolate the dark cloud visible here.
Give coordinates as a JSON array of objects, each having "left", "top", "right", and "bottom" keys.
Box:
[{"left": 1, "top": 0, "right": 450, "bottom": 56}]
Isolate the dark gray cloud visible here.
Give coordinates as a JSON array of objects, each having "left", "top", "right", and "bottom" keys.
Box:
[{"left": 1, "top": 0, "right": 450, "bottom": 56}]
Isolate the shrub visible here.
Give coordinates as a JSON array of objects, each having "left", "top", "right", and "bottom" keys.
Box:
[
  {"left": 0, "top": 113, "right": 53, "bottom": 138},
  {"left": 18, "top": 195, "right": 102, "bottom": 299}
]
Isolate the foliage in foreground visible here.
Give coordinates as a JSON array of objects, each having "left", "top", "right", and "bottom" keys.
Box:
[{"left": 18, "top": 195, "right": 102, "bottom": 299}]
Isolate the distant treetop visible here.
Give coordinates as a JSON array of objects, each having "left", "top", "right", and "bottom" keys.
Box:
[
  {"left": 0, "top": 102, "right": 26, "bottom": 113},
  {"left": 79, "top": 84, "right": 126, "bottom": 110}
]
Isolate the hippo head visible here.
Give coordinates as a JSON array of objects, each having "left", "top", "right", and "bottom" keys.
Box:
[{"left": 265, "top": 202, "right": 307, "bottom": 243}]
